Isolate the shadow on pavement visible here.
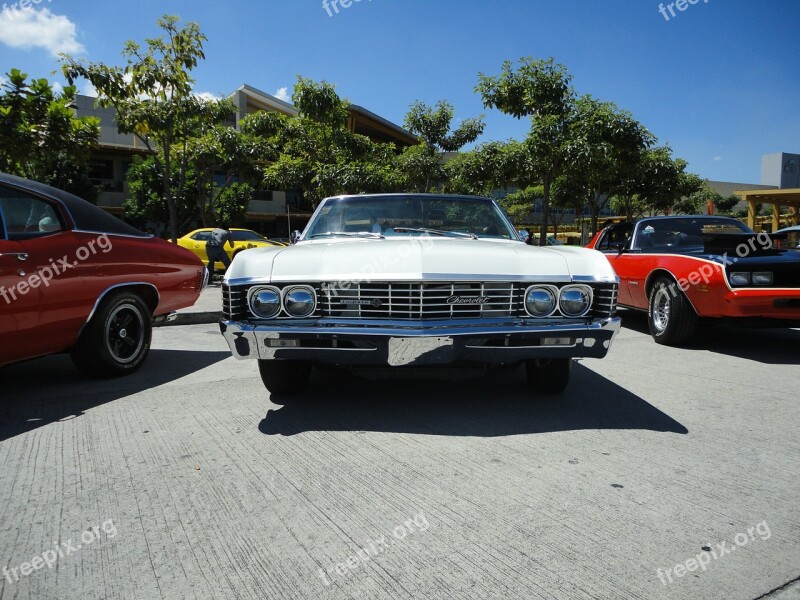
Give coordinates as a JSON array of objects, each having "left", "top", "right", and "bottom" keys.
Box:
[
  {"left": 620, "top": 309, "right": 800, "bottom": 365},
  {"left": 258, "top": 362, "right": 688, "bottom": 437},
  {"left": 0, "top": 349, "right": 230, "bottom": 442}
]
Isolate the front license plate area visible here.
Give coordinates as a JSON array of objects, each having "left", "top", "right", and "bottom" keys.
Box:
[{"left": 388, "top": 336, "right": 455, "bottom": 367}]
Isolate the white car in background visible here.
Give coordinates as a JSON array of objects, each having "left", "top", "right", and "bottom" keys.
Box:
[{"left": 219, "top": 194, "right": 620, "bottom": 398}]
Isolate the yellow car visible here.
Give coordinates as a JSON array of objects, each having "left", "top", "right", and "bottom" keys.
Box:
[{"left": 177, "top": 228, "right": 280, "bottom": 270}]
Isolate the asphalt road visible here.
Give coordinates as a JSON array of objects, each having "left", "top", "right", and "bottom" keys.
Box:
[{"left": 1, "top": 313, "right": 799, "bottom": 600}]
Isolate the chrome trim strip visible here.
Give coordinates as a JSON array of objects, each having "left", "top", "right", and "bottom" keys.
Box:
[
  {"left": 227, "top": 275, "right": 619, "bottom": 286},
  {"left": 223, "top": 317, "right": 618, "bottom": 337},
  {"left": 72, "top": 229, "right": 153, "bottom": 239}
]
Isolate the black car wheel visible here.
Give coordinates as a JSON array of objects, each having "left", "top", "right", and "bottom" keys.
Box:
[
  {"left": 258, "top": 359, "right": 311, "bottom": 399},
  {"left": 648, "top": 277, "right": 697, "bottom": 346},
  {"left": 525, "top": 358, "right": 572, "bottom": 394},
  {"left": 71, "top": 291, "right": 152, "bottom": 377}
]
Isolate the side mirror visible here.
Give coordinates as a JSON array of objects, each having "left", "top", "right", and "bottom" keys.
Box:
[
  {"left": 610, "top": 242, "right": 627, "bottom": 255},
  {"left": 290, "top": 230, "right": 301, "bottom": 244},
  {"left": 518, "top": 230, "right": 529, "bottom": 242}
]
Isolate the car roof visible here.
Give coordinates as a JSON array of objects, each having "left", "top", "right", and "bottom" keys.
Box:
[
  {"left": 775, "top": 225, "right": 800, "bottom": 233},
  {"left": 188, "top": 228, "right": 259, "bottom": 233},
  {"left": 323, "top": 193, "right": 494, "bottom": 201},
  {"left": 636, "top": 215, "right": 741, "bottom": 223},
  {"left": 0, "top": 172, "right": 145, "bottom": 237}
]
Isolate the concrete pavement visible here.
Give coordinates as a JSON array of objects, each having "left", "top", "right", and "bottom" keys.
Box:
[{"left": 1, "top": 314, "right": 799, "bottom": 599}]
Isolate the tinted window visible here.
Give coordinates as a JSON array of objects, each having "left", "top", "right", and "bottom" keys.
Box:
[
  {"left": 596, "top": 224, "right": 632, "bottom": 251},
  {"left": 230, "top": 230, "right": 267, "bottom": 242},
  {"left": 191, "top": 231, "right": 212, "bottom": 241},
  {"left": 0, "top": 187, "right": 65, "bottom": 240}
]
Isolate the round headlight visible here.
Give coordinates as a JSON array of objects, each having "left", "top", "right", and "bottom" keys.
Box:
[
  {"left": 248, "top": 286, "right": 281, "bottom": 319},
  {"left": 559, "top": 285, "right": 593, "bottom": 317},
  {"left": 525, "top": 286, "right": 557, "bottom": 317},
  {"left": 283, "top": 286, "right": 317, "bottom": 318}
]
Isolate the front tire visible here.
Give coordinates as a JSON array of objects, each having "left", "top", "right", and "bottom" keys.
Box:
[
  {"left": 648, "top": 277, "right": 698, "bottom": 345},
  {"left": 71, "top": 291, "right": 152, "bottom": 378},
  {"left": 258, "top": 360, "right": 311, "bottom": 398},
  {"left": 526, "top": 358, "right": 572, "bottom": 394}
]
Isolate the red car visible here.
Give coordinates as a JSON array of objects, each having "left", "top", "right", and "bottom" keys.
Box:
[
  {"left": 588, "top": 216, "right": 800, "bottom": 345},
  {"left": 0, "top": 173, "right": 206, "bottom": 376}
]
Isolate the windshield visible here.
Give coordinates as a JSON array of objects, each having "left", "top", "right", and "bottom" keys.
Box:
[
  {"left": 636, "top": 217, "right": 754, "bottom": 251},
  {"left": 304, "top": 195, "right": 516, "bottom": 240}
]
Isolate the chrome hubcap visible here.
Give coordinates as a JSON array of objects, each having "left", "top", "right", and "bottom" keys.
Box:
[{"left": 652, "top": 289, "right": 671, "bottom": 333}]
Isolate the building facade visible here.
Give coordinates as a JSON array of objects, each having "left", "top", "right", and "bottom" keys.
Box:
[
  {"left": 77, "top": 84, "right": 416, "bottom": 237},
  {"left": 761, "top": 152, "right": 800, "bottom": 189}
]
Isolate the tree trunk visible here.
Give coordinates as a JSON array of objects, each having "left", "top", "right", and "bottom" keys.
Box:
[
  {"left": 163, "top": 140, "right": 178, "bottom": 243},
  {"left": 539, "top": 176, "right": 551, "bottom": 246},
  {"left": 590, "top": 191, "right": 602, "bottom": 235}
]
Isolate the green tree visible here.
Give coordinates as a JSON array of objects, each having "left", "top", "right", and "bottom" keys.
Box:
[
  {"left": 242, "top": 77, "right": 400, "bottom": 206},
  {"left": 0, "top": 69, "right": 99, "bottom": 199},
  {"left": 400, "top": 100, "right": 484, "bottom": 191},
  {"left": 680, "top": 181, "right": 720, "bottom": 215},
  {"left": 714, "top": 194, "right": 740, "bottom": 215},
  {"left": 186, "top": 124, "right": 262, "bottom": 226},
  {"left": 476, "top": 57, "right": 576, "bottom": 245},
  {"left": 444, "top": 140, "right": 515, "bottom": 196},
  {"left": 564, "top": 96, "right": 655, "bottom": 234},
  {"left": 61, "top": 15, "right": 233, "bottom": 241},
  {"left": 673, "top": 171, "right": 705, "bottom": 214},
  {"left": 613, "top": 147, "right": 699, "bottom": 220},
  {"left": 499, "top": 185, "right": 542, "bottom": 225}
]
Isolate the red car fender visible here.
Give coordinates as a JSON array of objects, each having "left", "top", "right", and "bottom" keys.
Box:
[{"left": 639, "top": 256, "right": 729, "bottom": 317}]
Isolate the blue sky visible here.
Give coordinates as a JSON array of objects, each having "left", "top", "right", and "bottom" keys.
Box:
[{"left": 1, "top": 0, "right": 798, "bottom": 184}]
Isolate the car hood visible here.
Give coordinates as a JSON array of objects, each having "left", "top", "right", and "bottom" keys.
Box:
[{"left": 224, "top": 237, "right": 617, "bottom": 284}]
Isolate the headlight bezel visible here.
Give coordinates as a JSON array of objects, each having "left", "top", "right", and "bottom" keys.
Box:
[
  {"left": 282, "top": 285, "right": 317, "bottom": 318},
  {"left": 247, "top": 285, "right": 282, "bottom": 319},
  {"left": 558, "top": 284, "right": 594, "bottom": 318},
  {"left": 524, "top": 285, "right": 559, "bottom": 318}
]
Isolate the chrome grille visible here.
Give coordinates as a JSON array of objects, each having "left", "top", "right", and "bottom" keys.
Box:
[
  {"left": 320, "top": 282, "right": 523, "bottom": 320},
  {"left": 222, "top": 285, "right": 248, "bottom": 320},
  {"left": 223, "top": 281, "right": 619, "bottom": 321},
  {"left": 591, "top": 284, "right": 618, "bottom": 318}
]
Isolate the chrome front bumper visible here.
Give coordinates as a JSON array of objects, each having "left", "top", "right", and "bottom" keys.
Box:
[{"left": 219, "top": 317, "right": 621, "bottom": 367}]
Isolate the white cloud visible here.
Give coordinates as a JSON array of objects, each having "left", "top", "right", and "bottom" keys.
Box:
[
  {"left": 713, "top": 156, "right": 723, "bottom": 161},
  {"left": 82, "top": 81, "right": 97, "bottom": 97},
  {"left": 274, "top": 87, "right": 290, "bottom": 102},
  {"left": 194, "top": 91, "right": 221, "bottom": 102},
  {"left": 51, "top": 81, "right": 63, "bottom": 94},
  {"left": 0, "top": 6, "right": 84, "bottom": 57}
]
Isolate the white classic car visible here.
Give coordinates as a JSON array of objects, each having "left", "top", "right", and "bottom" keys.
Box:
[{"left": 219, "top": 194, "right": 621, "bottom": 397}]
